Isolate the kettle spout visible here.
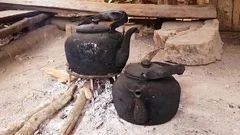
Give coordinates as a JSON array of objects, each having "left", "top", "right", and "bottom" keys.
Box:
[
  {"left": 116, "top": 27, "right": 139, "bottom": 67},
  {"left": 133, "top": 95, "right": 149, "bottom": 124}
]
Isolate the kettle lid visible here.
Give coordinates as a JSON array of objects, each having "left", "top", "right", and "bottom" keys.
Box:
[
  {"left": 124, "top": 60, "right": 185, "bottom": 80},
  {"left": 76, "top": 19, "right": 109, "bottom": 33},
  {"left": 76, "top": 24, "right": 110, "bottom": 33}
]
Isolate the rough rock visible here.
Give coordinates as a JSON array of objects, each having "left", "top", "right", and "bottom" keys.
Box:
[
  {"left": 154, "top": 19, "right": 223, "bottom": 65},
  {"left": 154, "top": 21, "right": 203, "bottom": 49}
]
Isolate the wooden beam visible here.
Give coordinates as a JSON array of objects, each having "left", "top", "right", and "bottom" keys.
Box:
[
  {"left": 0, "top": 0, "right": 217, "bottom": 19},
  {"left": 157, "top": 0, "right": 164, "bottom": 4},
  {"left": 211, "top": 0, "right": 218, "bottom": 6},
  {"left": 217, "top": 0, "right": 233, "bottom": 31},
  {"left": 0, "top": 3, "right": 96, "bottom": 17},
  {"left": 232, "top": 0, "right": 240, "bottom": 31}
]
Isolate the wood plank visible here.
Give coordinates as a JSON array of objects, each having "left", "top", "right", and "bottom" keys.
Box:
[
  {"left": 0, "top": 10, "right": 40, "bottom": 23},
  {"left": 217, "top": 0, "right": 233, "bottom": 31},
  {"left": 0, "top": 0, "right": 217, "bottom": 19},
  {"left": 0, "top": 3, "right": 96, "bottom": 17},
  {"left": 232, "top": 0, "right": 240, "bottom": 31}
]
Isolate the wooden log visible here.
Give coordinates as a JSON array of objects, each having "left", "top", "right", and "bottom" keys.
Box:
[
  {"left": 0, "top": 25, "right": 62, "bottom": 62},
  {"left": 59, "top": 82, "right": 89, "bottom": 135},
  {"left": 0, "top": 10, "right": 40, "bottom": 23},
  {"left": 15, "top": 83, "right": 77, "bottom": 135},
  {"left": 0, "top": 10, "right": 36, "bottom": 19},
  {"left": 232, "top": 0, "right": 240, "bottom": 31},
  {"left": 0, "top": 120, "right": 25, "bottom": 135},
  {"left": 0, "top": 101, "right": 52, "bottom": 135},
  {"left": 0, "top": 13, "right": 50, "bottom": 39},
  {"left": 0, "top": 0, "right": 217, "bottom": 19}
]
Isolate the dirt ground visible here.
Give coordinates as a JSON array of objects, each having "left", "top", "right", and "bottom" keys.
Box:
[{"left": 0, "top": 28, "right": 239, "bottom": 135}]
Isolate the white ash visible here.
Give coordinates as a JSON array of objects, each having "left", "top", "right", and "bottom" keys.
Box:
[
  {"left": 34, "top": 78, "right": 120, "bottom": 135},
  {"left": 84, "top": 79, "right": 114, "bottom": 116},
  {"left": 73, "top": 79, "right": 130, "bottom": 135},
  {"left": 52, "top": 82, "right": 67, "bottom": 92},
  {"left": 35, "top": 101, "right": 75, "bottom": 135},
  {"left": 33, "top": 79, "right": 78, "bottom": 135},
  {"left": 75, "top": 78, "right": 88, "bottom": 88}
]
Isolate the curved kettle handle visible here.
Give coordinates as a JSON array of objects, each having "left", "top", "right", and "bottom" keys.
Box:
[
  {"left": 78, "top": 10, "right": 128, "bottom": 31},
  {"left": 141, "top": 62, "right": 185, "bottom": 80}
]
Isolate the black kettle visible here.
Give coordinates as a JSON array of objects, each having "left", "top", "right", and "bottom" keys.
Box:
[
  {"left": 64, "top": 10, "right": 139, "bottom": 76},
  {"left": 112, "top": 60, "right": 185, "bottom": 125}
]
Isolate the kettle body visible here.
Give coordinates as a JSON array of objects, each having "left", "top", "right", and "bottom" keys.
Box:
[
  {"left": 65, "top": 30, "right": 123, "bottom": 75},
  {"left": 64, "top": 10, "right": 138, "bottom": 76},
  {"left": 112, "top": 60, "right": 185, "bottom": 125}
]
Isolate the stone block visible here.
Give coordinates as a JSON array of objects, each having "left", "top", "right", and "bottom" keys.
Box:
[
  {"left": 162, "top": 19, "right": 223, "bottom": 65},
  {"left": 154, "top": 21, "right": 203, "bottom": 49}
]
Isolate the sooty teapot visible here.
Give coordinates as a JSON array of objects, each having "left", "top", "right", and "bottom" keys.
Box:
[
  {"left": 112, "top": 60, "right": 185, "bottom": 125},
  {"left": 65, "top": 10, "right": 138, "bottom": 76}
]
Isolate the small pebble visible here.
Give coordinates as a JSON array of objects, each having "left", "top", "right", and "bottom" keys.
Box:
[
  {"left": 14, "top": 55, "right": 23, "bottom": 61},
  {"left": 47, "top": 59, "right": 55, "bottom": 63},
  {"left": 229, "top": 104, "right": 234, "bottom": 108},
  {"left": 96, "top": 121, "right": 104, "bottom": 129},
  {"left": 60, "top": 113, "right": 67, "bottom": 119},
  {"left": 225, "top": 84, "right": 230, "bottom": 89},
  {"left": 34, "top": 130, "right": 42, "bottom": 135},
  {"left": 0, "top": 68, "right": 6, "bottom": 74}
]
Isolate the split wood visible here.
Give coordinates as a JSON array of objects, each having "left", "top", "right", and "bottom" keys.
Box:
[
  {"left": 43, "top": 68, "right": 77, "bottom": 83},
  {"left": 43, "top": 67, "right": 93, "bottom": 99},
  {"left": 141, "top": 48, "right": 160, "bottom": 61},
  {"left": 0, "top": 13, "right": 50, "bottom": 39},
  {"left": 59, "top": 81, "right": 90, "bottom": 135},
  {"left": 14, "top": 83, "right": 77, "bottom": 135}
]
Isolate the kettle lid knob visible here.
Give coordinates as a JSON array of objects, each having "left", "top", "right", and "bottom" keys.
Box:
[
  {"left": 92, "top": 18, "right": 100, "bottom": 24},
  {"left": 141, "top": 60, "right": 151, "bottom": 68}
]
